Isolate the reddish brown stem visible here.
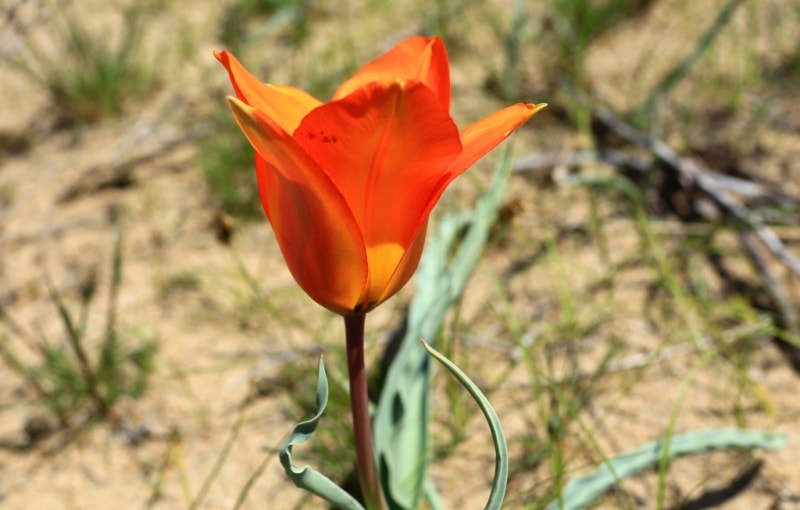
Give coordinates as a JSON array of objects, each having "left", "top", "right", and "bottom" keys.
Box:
[{"left": 344, "top": 313, "right": 387, "bottom": 510}]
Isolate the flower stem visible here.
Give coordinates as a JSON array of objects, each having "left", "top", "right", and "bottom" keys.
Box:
[{"left": 344, "top": 313, "right": 387, "bottom": 510}]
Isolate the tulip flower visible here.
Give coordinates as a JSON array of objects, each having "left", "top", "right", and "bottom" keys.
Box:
[
  {"left": 217, "top": 36, "right": 544, "bottom": 510},
  {"left": 215, "top": 36, "right": 544, "bottom": 317}
]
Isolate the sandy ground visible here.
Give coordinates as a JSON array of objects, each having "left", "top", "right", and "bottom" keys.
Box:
[{"left": 1, "top": 0, "right": 799, "bottom": 509}]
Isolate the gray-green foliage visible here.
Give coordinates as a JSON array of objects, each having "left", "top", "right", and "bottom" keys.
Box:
[
  {"left": 279, "top": 358, "right": 365, "bottom": 510},
  {"left": 548, "top": 429, "right": 787, "bottom": 510},
  {"left": 374, "top": 149, "right": 516, "bottom": 509}
]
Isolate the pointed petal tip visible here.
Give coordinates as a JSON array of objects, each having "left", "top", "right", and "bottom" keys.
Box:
[
  {"left": 503, "top": 103, "right": 547, "bottom": 134},
  {"left": 225, "top": 96, "right": 260, "bottom": 135},
  {"left": 225, "top": 95, "right": 247, "bottom": 111},
  {"left": 523, "top": 102, "right": 548, "bottom": 115}
]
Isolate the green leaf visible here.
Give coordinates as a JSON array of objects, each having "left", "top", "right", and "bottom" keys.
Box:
[
  {"left": 279, "top": 357, "right": 365, "bottom": 510},
  {"left": 374, "top": 148, "right": 516, "bottom": 509},
  {"left": 548, "top": 428, "right": 788, "bottom": 510},
  {"left": 421, "top": 340, "right": 508, "bottom": 510}
]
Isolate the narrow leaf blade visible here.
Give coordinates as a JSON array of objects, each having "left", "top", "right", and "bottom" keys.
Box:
[
  {"left": 421, "top": 340, "right": 508, "bottom": 510},
  {"left": 374, "top": 149, "right": 516, "bottom": 509},
  {"left": 548, "top": 428, "right": 788, "bottom": 510},
  {"left": 279, "top": 357, "right": 365, "bottom": 510}
]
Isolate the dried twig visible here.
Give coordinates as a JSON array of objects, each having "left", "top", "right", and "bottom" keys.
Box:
[
  {"left": 514, "top": 147, "right": 782, "bottom": 204},
  {"left": 590, "top": 108, "right": 800, "bottom": 281},
  {"left": 740, "top": 232, "right": 799, "bottom": 336},
  {"left": 0, "top": 0, "right": 68, "bottom": 61}
]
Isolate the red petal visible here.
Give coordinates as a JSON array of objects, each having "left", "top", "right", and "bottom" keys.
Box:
[
  {"left": 215, "top": 50, "right": 320, "bottom": 134},
  {"left": 332, "top": 36, "right": 450, "bottom": 111},
  {"left": 405, "top": 102, "right": 547, "bottom": 237},
  {"left": 227, "top": 97, "right": 368, "bottom": 315},
  {"left": 294, "top": 81, "right": 461, "bottom": 303},
  {"left": 451, "top": 103, "right": 546, "bottom": 176}
]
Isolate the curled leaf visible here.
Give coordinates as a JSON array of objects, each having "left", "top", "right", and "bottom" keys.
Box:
[
  {"left": 421, "top": 340, "right": 508, "bottom": 510},
  {"left": 279, "top": 357, "right": 365, "bottom": 510}
]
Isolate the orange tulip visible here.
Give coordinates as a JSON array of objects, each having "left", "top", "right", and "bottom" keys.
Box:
[{"left": 216, "top": 36, "right": 545, "bottom": 316}]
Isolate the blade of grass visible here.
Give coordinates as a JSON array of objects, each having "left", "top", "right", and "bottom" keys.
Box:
[
  {"left": 46, "top": 276, "right": 109, "bottom": 418},
  {"left": 634, "top": 0, "right": 747, "bottom": 125},
  {"left": 188, "top": 403, "right": 247, "bottom": 510}
]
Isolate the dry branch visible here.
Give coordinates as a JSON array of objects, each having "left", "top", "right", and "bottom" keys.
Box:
[
  {"left": 0, "top": 0, "right": 67, "bottom": 61},
  {"left": 514, "top": 107, "right": 800, "bottom": 366},
  {"left": 589, "top": 108, "right": 800, "bottom": 281}
]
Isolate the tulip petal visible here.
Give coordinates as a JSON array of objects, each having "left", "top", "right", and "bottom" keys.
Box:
[
  {"left": 295, "top": 81, "right": 461, "bottom": 303},
  {"left": 395, "top": 102, "right": 546, "bottom": 240},
  {"left": 451, "top": 103, "right": 547, "bottom": 178},
  {"left": 332, "top": 36, "right": 450, "bottom": 110},
  {"left": 215, "top": 50, "right": 321, "bottom": 134},
  {"left": 373, "top": 220, "right": 428, "bottom": 306},
  {"left": 227, "top": 97, "right": 368, "bottom": 315}
]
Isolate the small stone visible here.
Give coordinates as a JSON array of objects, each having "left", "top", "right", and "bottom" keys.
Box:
[{"left": 23, "top": 414, "right": 58, "bottom": 445}]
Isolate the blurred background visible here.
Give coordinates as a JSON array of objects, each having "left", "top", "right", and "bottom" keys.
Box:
[{"left": 0, "top": 0, "right": 799, "bottom": 508}]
